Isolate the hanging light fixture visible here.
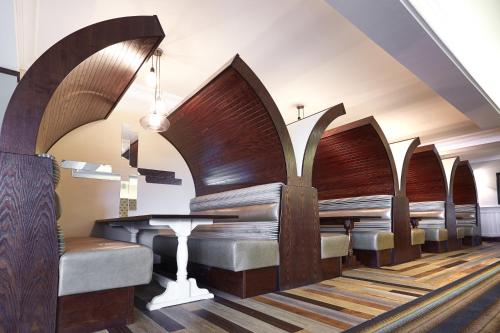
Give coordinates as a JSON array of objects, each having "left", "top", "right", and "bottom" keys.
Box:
[
  {"left": 140, "top": 48, "right": 170, "bottom": 132},
  {"left": 296, "top": 104, "right": 305, "bottom": 120}
]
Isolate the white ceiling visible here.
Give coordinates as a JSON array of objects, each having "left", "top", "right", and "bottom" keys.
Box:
[{"left": 12, "top": 0, "right": 500, "bottom": 161}]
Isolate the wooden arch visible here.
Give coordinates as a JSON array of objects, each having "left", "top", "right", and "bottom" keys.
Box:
[
  {"left": 393, "top": 138, "right": 421, "bottom": 197},
  {"left": 163, "top": 55, "right": 297, "bottom": 196},
  {"left": 299, "top": 103, "right": 346, "bottom": 186},
  {"left": 0, "top": 16, "right": 165, "bottom": 155},
  {"left": 453, "top": 160, "right": 478, "bottom": 205},
  {"left": 406, "top": 145, "right": 449, "bottom": 202},
  {"left": 311, "top": 116, "right": 399, "bottom": 200},
  {"left": 0, "top": 17, "right": 164, "bottom": 331}
]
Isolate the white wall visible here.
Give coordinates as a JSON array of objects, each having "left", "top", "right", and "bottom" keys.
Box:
[
  {"left": 0, "top": 0, "right": 18, "bottom": 127},
  {"left": 471, "top": 159, "right": 500, "bottom": 207},
  {"left": 471, "top": 159, "right": 500, "bottom": 237},
  {"left": 49, "top": 92, "right": 195, "bottom": 238}
]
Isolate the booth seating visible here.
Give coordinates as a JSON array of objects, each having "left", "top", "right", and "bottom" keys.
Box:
[
  {"left": 409, "top": 201, "right": 450, "bottom": 252},
  {"left": 49, "top": 156, "right": 153, "bottom": 332},
  {"left": 154, "top": 182, "right": 346, "bottom": 296},
  {"left": 319, "top": 195, "right": 395, "bottom": 267},
  {"left": 456, "top": 204, "right": 481, "bottom": 245}
]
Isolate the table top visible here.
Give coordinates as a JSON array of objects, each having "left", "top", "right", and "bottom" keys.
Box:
[{"left": 96, "top": 214, "right": 239, "bottom": 224}]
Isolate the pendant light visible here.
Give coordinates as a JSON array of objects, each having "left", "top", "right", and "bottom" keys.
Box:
[{"left": 140, "top": 48, "right": 170, "bottom": 132}]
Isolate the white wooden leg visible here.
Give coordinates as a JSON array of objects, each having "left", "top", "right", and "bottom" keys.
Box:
[{"left": 147, "top": 220, "right": 213, "bottom": 310}]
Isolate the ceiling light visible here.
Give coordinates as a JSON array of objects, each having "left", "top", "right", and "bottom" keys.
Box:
[{"left": 140, "top": 48, "right": 170, "bottom": 132}]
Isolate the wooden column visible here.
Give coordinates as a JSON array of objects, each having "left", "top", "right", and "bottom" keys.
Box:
[{"left": 0, "top": 152, "right": 58, "bottom": 332}]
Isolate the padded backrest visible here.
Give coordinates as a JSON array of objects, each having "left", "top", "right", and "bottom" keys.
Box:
[
  {"left": 318, "top": 195, "right": 393, "bottom": 232},
  {"left": 190, "top": 182, "right": 283, "bottom": 240},
  {"left": 455, "top": 204, "right": 477, "bottom": 226},
  {"left": 409, "top": 201, "right": 446, "bottom": 228}
]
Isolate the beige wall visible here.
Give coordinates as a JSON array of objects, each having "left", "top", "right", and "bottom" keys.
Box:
[{"left": 49, "top": 95, "right": 195, "bottom": 238}]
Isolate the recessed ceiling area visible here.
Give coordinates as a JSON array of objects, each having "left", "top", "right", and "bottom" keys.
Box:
[{"left": 12, "top": 0, "right": 500, "bottom": 162}]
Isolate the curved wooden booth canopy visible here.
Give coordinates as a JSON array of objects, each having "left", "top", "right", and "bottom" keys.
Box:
[
  {"left": 163, "top": 55, "right": 297, "bottom": 196},
  {"left": 406, "top": 145, "right": 449, "bottom": 202},
  {"left": 0, "top": 16, "right": 165, "bottom": 331},
  {"left": 162, "top": 55, "right": 322, "bottom": 289},
  {"left": 452, "top": 161, "right": 478, "bottom": 205},
  {"left": 310, "top": 116, "right": 399, "bottom": 199},
  {"left": 0, "top": 16, "right": 165, "bottom": 155}
]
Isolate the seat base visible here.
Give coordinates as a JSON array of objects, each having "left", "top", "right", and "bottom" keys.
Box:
[
  {"left": 463, "top": 235, "right": 482, "bottom": 247},
  {"left": 353, "top": 249, "right": 392, "bottom": 267},
  {"left": 422, "top": 240, "right": 448, "bottom": 253},
  {"left": 57, "top": 287, "right": 134, "bottom": 333},
  {"left": 321, "top": 257, "right": 342, "bottom": 280},
  {"left": 393, "top": 245, "right": 421, "bottom": 265},
  {"left": 159, "top": 258, "right": 277, "bottom": 298}
]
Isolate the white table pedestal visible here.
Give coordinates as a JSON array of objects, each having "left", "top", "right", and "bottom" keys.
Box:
[{"left": 145, "top": 219, "right": 214, "bottom": 310}]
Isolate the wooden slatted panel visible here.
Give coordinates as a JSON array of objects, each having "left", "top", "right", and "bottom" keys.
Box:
[
  {"left": 406, "top": 149, "right": 447, "bottom": 202},
  {"left": 312, "top": 124, "right": 395, "bottom": 200},
  {"left": 453, "top": 162, "right": 477, "bottom": 204},
  {"left": 36, "top": 38, "right": 158, "bottom": 153},
  {"left": 163, "top": 66, "right": 287, "bottom": 196}
]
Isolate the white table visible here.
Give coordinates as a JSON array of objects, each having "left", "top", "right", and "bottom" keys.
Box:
[{"left": 96, "top": 214, "right": 236, "bottom": 310}]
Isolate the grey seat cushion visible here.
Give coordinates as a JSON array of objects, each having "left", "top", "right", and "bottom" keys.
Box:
[
  {"left": 462, "top": 225, "right": 479, "bottom": 237},
  {"left": 154, "top": 236, "right": 279, "bottom": 272},
  {"left": 423, "top": 228, "right": 448, "bottom": 242},
  {"left": 321, "top": 233, "right": 349, "bottom": 259},
  {"left": 59, "top": 237, "right": 153, "bottom": 296},
  {"left": 456, "top": 227, "right": 465, "bottom": 239},
  {"left": 411, "top": 228, "right": 426, "bottom": 245},
  {"left": 352, "top": 231, "right": 394, "bottom": 251}
]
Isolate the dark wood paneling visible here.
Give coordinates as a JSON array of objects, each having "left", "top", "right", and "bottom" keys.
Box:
[
  {"left": 129, "top": 140, "right": 139, "bottom": 168},
  {"left": 301, "top": 103, "right": 346, "bottom": 186},
  {"left": 353, "top": 249, "right": 392, "bottom": 267},
  {"left": 163, "top": 55, "right": 296, "bottom": 196},
  {"left": 57, "top": 287, "right": 134, "bottom": 333},
  {"left": 36, "top": 37, "right": 159, "bottom": 153},
  {"left": 0, "top": 16, "right": 165, "bottom": 155},
  {"left": 312, "top": 117, "right": 397, "bottom": 199},
  {"left": 406, "top": 145, "right": 447, "bottom": 202},
  {"left": 0, "top": 153, "right": 58, "bottom": 332},
  {"left": 392, "top": 195, "right": 420, "bottom": 264},
  {"left": 422, "top": 241, "right": 448, "bottom": 253},
  {"left": 453, "top": 161, "right": 478, "bottom": 205},
  {"left": 396, "top": 137, "right": 421, "bottom": 197},
  {"left": 138, "top": 168, "right": 182, "bottom": 185},
  {"left": 446, "top": 200, "right": 460, "bottom": 251},
  {"left": 321, "top": 257, "right": 342, "bottom": 280},
  {"left": 279, "top": 185, "right": 322, "bottom": 289}
]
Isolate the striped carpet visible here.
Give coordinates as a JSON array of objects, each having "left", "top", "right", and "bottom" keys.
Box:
[{"left": 97, "top": 242, "right": 500, "bottom": 333}]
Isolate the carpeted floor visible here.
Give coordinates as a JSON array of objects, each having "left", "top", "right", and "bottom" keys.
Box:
[{"left": 96, "top": 242, "right": 500, "bottom": 333}]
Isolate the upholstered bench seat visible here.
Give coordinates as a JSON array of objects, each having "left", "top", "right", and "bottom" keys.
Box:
[
  {"left": 411, "top": 228, "right": 426, "bottom": 245},
  {"left": 423, "top": 228, "right": 448, "bottom": 242},
  {"left": 462, "top": 225, "right": 479, "bottom": 237},
  {"left": 154, "top": 236, "right": 279, "bottom": 272},
  {"left": 58, "top": 237, "right": 153, "bottom": 296},
  {"left": 319, "top": 208, "right": 391, "bottom": 219},
  {"left": 352, "top": 231, "right": 394, "bottom": 251},
  {"left": 321, "top": 233, "right": 349, "bottom": 259},
  {"left": 456, "top": 227, "right": 465, "bottom": 239}
]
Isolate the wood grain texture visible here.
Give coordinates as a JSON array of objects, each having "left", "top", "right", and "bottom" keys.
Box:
[
  {"left": 452, "top": 161, "right": 478, "bottom": 205},
  {"left": 57, "top": 287, "right": 135, "bottom": 333},
  {"left": 312, "top": 117, "right": 397, "bottom": 199},
  {"left": 163, "top": 55, "right": 297, "bottom": 196},
  {"left": 0, "top": 152, "right": 58, "bottom": 332},
  {"left": 406, "top": 145, "right": 447, "bottom": 202},
  {"left": 396, "top": 138, "right": 421, "bottom": 197},
  {"left": 300, "top": 103, "right": 346, "bottom": 186},
  {"left": 392, "top": 195, "right": 421, "bottom": 264},
  {"left": 279, "top": 185, "right": 322, "bottom": 289},
  {"left": 321, "top": 257, "right": 342, "bottom": 280},
  {"left": 0, "top": 16, "right": 165, "bottom": 155}
]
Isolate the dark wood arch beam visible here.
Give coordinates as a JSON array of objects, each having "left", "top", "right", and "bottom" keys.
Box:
[
  {"left": 163, "top": 55, "right": 297, "bottom": 196},
  {"left": 312, "top": 116, "right": 399, "bottom": 199},
  {"left": 396, "top": 138, "right": 421, "bottom": 197},
  {"left": 300, "top": 103, "right": 346, "bottom": 186},
  {"left": 0, "top": 16, "right": 165, "bottom": 331},
  {"left": 0, "top": 15, "right": 165, "bottom": 155},
  {"left": 452, "top": 160, "right": 478, "bottom": 205},
  {"left": 406, "top": 145, "right": 448, "bottom": 202}
]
